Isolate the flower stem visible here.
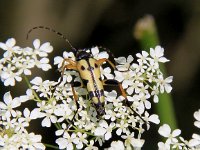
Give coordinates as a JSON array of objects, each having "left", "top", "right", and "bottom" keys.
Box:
[
  {"left": 23, "top": 75, "right": 40, "bottom": 101},
  {"left": 44, "top": 143, "right": 59, "bottom": 149},
  {"left": 133, "top": 15, "right": 177, "bottom": 129}
]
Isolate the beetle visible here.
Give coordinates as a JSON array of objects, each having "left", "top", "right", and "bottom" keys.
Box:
[{"left": 26, "top": 26, "right": 145, "bottom": 123}]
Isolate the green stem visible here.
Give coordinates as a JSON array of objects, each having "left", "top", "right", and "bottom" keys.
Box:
[
  {"left": 133, "top": 15, "right": 177, "bottom": 129},
  {"left": 23, "top": 75, "right": 40, "bottom": 101},
  {"left": 44, "top": 143, "right": 59, "bottom": 149},
  {"left": 54, "top": 123, "right": 61, "bottom": 130}
]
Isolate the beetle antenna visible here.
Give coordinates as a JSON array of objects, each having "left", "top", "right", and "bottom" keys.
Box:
[{"left": 26, "top": 26, "right": 76, "bottom": 52}]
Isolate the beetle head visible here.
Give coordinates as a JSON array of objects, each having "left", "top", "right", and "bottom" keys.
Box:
[{"left": 76, "top": 49, "right": 92, "bottom": 61}]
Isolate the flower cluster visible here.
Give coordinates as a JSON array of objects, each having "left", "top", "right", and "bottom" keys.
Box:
[
  {"left": 0, "top": 38, "right": 173, "bottom": 149},
  {"left": 158, "top": 109, "right": 200, "bottom": 149},
  {"left": 0, "top": 38, "right": 52, "bottom": 86},
  {"left": 0, "top": 92, "right": 45, "bottom": 149}
]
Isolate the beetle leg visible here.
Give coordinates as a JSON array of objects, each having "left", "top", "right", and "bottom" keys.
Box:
[
  {"left": 55, "top": 59, "right": 78, "bottom": 87},
  {"left": 96, "top": 58, "right": 116, "bottom": 69},
  {"left": 61, "top": 58, "right": 77, "bottom": 69},
  {"left": 61, "top": 59, "right": 78, "bottom": 76},
  {"left": 103, "top": 79, "right": 147, "bottom": 124},
  {"left": 67, "top": 81, "right": 83, "bottom": 129}
]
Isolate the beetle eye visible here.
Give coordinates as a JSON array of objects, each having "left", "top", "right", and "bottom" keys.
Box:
[
  {"left": 81, "top": 65, "right": 85, "bottom": 70},
  {"left": 94, "top": 63, "right": 98, "bottom": 68}
]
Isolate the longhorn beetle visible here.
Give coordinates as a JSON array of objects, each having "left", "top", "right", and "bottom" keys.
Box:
[{"left": 27, "top": 26, "right": 146, "bottom": 125}]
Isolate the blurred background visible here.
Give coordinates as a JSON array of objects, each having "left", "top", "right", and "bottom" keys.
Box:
[{"left": 0, "top": 0, "right": 200, "bottom": 149}]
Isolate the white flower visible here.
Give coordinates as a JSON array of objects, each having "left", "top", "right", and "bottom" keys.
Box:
[
  {"left": 114, "top": 70, "right": 135, "bottom": 89},
  {"left": 22, "top": 132, "right": 45, "bottom": 150},
  {"left": 91, "top": 46, "right": 109, "bottom": 60},
  {"left": 94, "top": 120, "right": 115, "bottom": 140},
  {"left": 189, "top": 134, "right": 200, "bottom": 147},
  {"left": 0, "top": 38, "right": 20, "bottom": 58},
  {"left": 54, "top": 103, "right": 73, "bottom": 122},
  {"left": 131, "top": 61, "right": 147, "bottom": 73},
  {"left": 41, "top": 108, "right": 57, "bottom": 127},
  {"left": 0, "top": 92, "right": 21, "bottom": 118},
  {"left": 136, "top": 51, "right": 149, "bottom": 64},
  {"left": 101, "top": 67, "right": 114, "bottom": 79},
  {"left": 121, "top": 131, "right": 135, "bottom": 149},
  {"left": 54, "top": 51, "right": 75, "bottom": 69},
  {"left": 33, "top": 39, "right": 53, "bottom": 57},
  {"left": 30, "top": 77, "right": 55, "bottom": 98},
  {"left": 194, "top": 109, "right": 200, "bottom": 128},
  {"left": 158, "top": 124, "right": 181, "bottom": 144},
  {"left": 116, "top": 120, "right": 128, "bottom": 136},
  {"left": 143, "top": 112, "right": 160, "bottom": 124},
  {"left": 85, "top": 140, "right": 98, "bottom": 150},
  {"left": 74, "top": 132, "right": 88, "bottom": 149},
  {"left": 1, "top": 64, "right": 22, "bottom": 86},
  {"left": 131, "top": 138, "right": 145, "bottom": 149},
  {"left": 156, "top": 75, "right": 173, "bottom": 93},
  {"left": 126, "top": 80, "right": 143, "bottom": 95},
  {"left": 56, "top": 125, "right": 77, "bottom": 150},
  {"left": 158, "top": 142, "right": 170, "bottom": 150},
  {"left": 150, "top": 46, "right": 169, "bottom": 63},
  {"left": 0, "top": 132, "right": 45, "bottom": 150},
  {"left": 107, "top": 141, "right": 125, "bottom": 150},
  {"left": 115, "top": 55, "right": 133, "bottom": 71}
]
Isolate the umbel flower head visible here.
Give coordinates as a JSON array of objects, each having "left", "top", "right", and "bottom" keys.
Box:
[{"left": 0, "top": 38, "right": 172, "bottom": 149}]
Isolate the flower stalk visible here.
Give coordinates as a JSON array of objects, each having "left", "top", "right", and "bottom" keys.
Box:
[{"left": 134, "top": 15, "right": 177, "bottom": 130}]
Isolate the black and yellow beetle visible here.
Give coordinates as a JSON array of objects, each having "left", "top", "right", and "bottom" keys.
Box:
[{"left": 27, "top": 26, "right": 144, "bottom": 122}]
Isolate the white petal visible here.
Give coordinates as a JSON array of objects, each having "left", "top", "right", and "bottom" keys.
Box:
[
  {"left": 149, "top": 114, "right": 160, "bottom": 124},
  {"left": 158, "top": 124, "right": 171, "bottom": 137},
  {"left": 30, "top": 109, "right": 45, "bottom": 119},
  {"left": 33, "top": 143, "right": 45, "bottom": 150},
  {"left": 33, "top": 39, "right": 40, "bottom": 49},
  {"left": 0, "top": 101, "right": 6, "bottom": 109},
  {"left": 153, "top": 95, "right": 159, "bottom": 103},
  {"left": 194, "top": 123, "right": 200, "bottom": 130},
  {"left": 172, "top": 129, "right": 181, "bottom": 137},
  {"left": 99, "top": 120, "right": 108, "bottom": 128},
  {"left": 54, "top": 56, "right": 63, "bottom": 65},
  {"left": 159, "top": 57, "right": 169, "bottom": 63},
  {"left": 91, "top": 47, "right": 99, "bottom": 56},
  {"left": 98, "top": 51, "right": 109, "bottom": 59},
  {"left": 155, "top": 46, "right": 164, "bottom": 57},
  {"left": 115, "top": 57, "right": 126, "bottom": 64},
  {"left": 116, "top": 128, "right": 122, "bottom": 136},
  {"left": 6, "top": 38, "right": 16, "bottom": 47},
  {"left": 194, "top": 110, "right": 200, "bottom": 121},
  {"left": 42, "top": 117, "right": 51, "bottom": 127},
  {"left": 40, "top": 42, "right": 53, "bottom": 53},
  {"left": 40, "top": 64, "right": 52, "bottom": 71},
  {"left": 12, "top": 97, "right": 21, "bottom": 108},
  {"left": 144, "top": 100, "right": 151, "bottom": 109},
  {"left": 24, "top": 69, "right": 31, "bottom": 75},
  {"left": 131, "top": 138, "right": 144, "bottom": 148},
  {"left": 127, "top": 55, "right": 134, "bottom": 63},
  {"left": 31, "top": 77, "right": 42, "bottom": 85},
  {"left": 94, "top": 127, "right": 106, "bottom": 136},
  {"left": 105, "top": 132, "right": 112, "bottom": 140},
  {"left": 40, "top": 57, "right": 49, "bottom": 63},
  {"left": 23, "top": 108, "right": 30, "bottom": 117},
  {"left": 165, "top": 84, "right": 172, "bottom": 93},
  {"left": 0, "top": 43, "right": 7, "bottom": 50},
  {"left": 3, "top": 92, "right": 12, "bottom": 104},
  {"left": 189, "top": 138, "right": 200, "bottom": 147},
  {"left": 165, "top": 76, "right": 173, "bottom": 83},
  {"left": 55, "top": 129, "right": 64, "bottom": 136},
  {"left": 56, "top": 138, "right": 68, "bottom": 149}
]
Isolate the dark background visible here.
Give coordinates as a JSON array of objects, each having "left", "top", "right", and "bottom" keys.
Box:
[{"left": 0, "top": 0, "right": 200, "bottom": 149}]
